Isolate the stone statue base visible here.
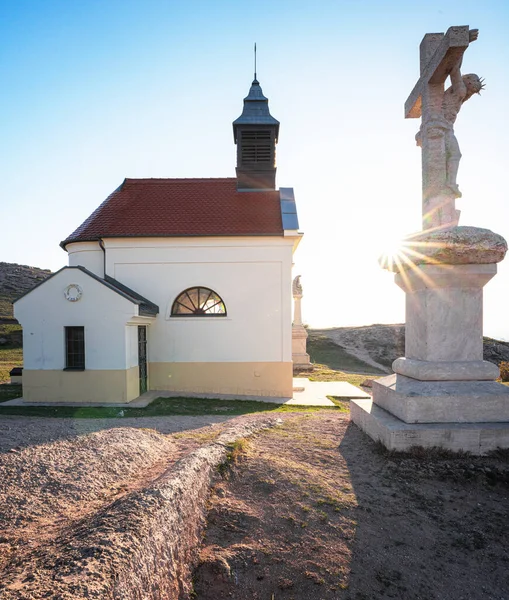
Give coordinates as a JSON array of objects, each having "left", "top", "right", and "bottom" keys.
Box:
[
  {"left": 350, "top": 397, "right": 509, "bottom": 454},
  {"left": 370, "top": 374, "right": 509, "bottom": 424},
  {"left": 292, "top": 325, "right": 312, "bottom": 371},
  {"left": 351, "top": 226, "right": 509, "bottom": 455}
]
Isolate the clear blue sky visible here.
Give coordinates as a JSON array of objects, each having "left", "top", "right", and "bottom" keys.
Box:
[{"left": 2, "top": 1, "right": 509, "bottom": 337}]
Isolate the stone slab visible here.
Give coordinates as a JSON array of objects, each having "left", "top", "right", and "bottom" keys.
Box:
[
  {"left": 0, "top": 395, "right": 156, "bottom": 408},
  {"left": 373, "top": 374, "right": 509, "bottom": 423},
  {"left": 288, "top": 378, "right": 366, "bottom": 407},
  {"left": 294, "top": 379, "right": 370, "bottom": 399},
  {"left": 350, "top": 398, "right": 509, "bottom": 455}
]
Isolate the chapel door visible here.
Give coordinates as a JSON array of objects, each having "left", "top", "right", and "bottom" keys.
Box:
[{"left": 138, "top": 326, "right": 148, "bottom": 395}]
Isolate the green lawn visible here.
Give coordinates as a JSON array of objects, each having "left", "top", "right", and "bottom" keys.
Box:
[{"left": 0, "top": 394, "right": 348, "bottom": 418}]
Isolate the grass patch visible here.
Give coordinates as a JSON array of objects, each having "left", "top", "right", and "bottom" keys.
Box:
[
  {"left": 0, "top": 322, "right": 22, "bottom": 336},
  {"left": 0, "top": 323, "right": 23, "bottom": 383},
  {"left": 173, "top": 430, "right": 220, "bottom": 444},
  {"left": 302, "top": 363, "right": 377, "bottom": 387},
  {"left": 0, "top": 384, "right": 22, "bottom": 403},
  {"left": 328, "top": 397, "right": 350, "bottom": 412},
  {"left": 0, "top": 296, "right": 14, "bottom": 319},
  {"left": 0, "top": 347, "right": 23, "bottom": 384},
  {"left": 0, "top": 346, "right": 23, "bottom": 362},
  {"left": 218, "top": 438, "right": 251, "bottom": 477},
  {"left": 307, "top": 333, "right": 386, "bottom": 375},
  {"left": 0, "top": 395, "right": 344, "bottom": 418}
]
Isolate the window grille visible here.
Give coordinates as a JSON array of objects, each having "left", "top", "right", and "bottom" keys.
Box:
[
  {"left": 65, "top": 326, "right": 85, "bottom": 369},
  {"left": 171, "top": 287, "right": 226, "bottom": 317}
]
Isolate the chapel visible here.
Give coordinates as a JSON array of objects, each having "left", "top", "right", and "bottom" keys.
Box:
[{"left": 14, "top": 77, "right": 302, "bottom": 404}]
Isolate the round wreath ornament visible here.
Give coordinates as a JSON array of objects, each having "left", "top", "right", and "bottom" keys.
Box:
[{"left": 64, "top": 284, "right": 83, "bottom": 302}]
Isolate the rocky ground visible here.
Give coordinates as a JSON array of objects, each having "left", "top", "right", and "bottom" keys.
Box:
[{"left": 0, "top": 411, "right": 508, "bottom": 599}]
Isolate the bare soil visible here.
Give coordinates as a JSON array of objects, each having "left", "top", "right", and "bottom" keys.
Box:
[
  {"left": 195, "top": 412, "right": 509, "bottom": 600},
  {"left": 0, "top": 411, "right": 508, "bottom": 599}
]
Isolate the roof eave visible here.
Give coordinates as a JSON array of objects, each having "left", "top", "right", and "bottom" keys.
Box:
[{"left": 63, "top": 232, "right": 285, "bottom": 246}]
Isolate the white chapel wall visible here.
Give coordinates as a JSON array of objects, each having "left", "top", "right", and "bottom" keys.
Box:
[
  {"left": 67, "top": 241, "right": 105, "bottom": 277},
  {"left": 103, "top": 237, "right": 294, "bottom": 364},
  {"left": 14, "top": 268, "right": 137, "bottom": 371}
]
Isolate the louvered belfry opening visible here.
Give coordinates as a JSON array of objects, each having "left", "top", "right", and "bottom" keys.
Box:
[
  {"left": 240, "top": 129, "right": 274, "bottom": 164},
  {"left": 233, "top": 78, "right": 279, "bottom": 191}
]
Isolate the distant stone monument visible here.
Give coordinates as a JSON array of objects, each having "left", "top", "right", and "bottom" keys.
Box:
[
  {"left": 292, "top": 275, "right": 311, "bottom": 370},
  {"left": 351, "top": 27, "right": 509, "bottom": 455}
]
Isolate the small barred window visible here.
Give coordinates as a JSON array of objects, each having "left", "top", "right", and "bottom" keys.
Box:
[
  {"left": 65, "top": 326, "right": 85, "bottom": 369},
  {"left": 171, "top": 287, "right": 226, "bottom": 317}
]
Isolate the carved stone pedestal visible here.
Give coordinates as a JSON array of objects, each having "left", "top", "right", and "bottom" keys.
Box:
[
  {"left": 351, "top": 227, "right": 509, "bottom": 454},
  {"left": 292, "top": 275, "right": 312, "bottom": 371},
  {"left": 292, "top": 325, "right": 311, "bottom": 370}
]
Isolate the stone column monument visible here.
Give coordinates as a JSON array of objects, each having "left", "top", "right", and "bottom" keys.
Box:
[
  {"left": 351, "top": 26, "right": 509, "bottom": 454},
  {"left": 292, "top": 275, "right": 312, "bottom": 370}
]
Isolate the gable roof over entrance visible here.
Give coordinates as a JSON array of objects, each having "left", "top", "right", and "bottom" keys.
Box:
[
  {"left": 61, "top": 178, "right": 287, "bottom": 248},
  {"left": 14, "top": 266, "right": 159, "bottom": 317}
]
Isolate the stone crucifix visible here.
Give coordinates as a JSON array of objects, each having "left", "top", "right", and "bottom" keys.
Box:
[{"left": 405, "top": 26, "right": 484, "bottom": 231}]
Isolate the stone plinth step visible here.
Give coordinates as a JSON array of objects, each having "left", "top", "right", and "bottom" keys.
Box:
[
  {"left": 350, "top": 398, "right": 509, "bottom": 455},
  {"left": 374, "top": 374, "right": 509, "bottom": 423}
]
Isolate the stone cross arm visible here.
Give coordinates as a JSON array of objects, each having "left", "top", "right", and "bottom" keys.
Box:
[{"left": 405, "top": 26, "right": 471, "bottom": 119}]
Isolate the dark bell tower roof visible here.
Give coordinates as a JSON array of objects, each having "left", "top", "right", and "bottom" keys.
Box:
[
  {"left": 232, "top": 79, "right": 280, "bottom": 142},
  {"left": 233, "top": 78, "right": 280, "bottom": 191}
]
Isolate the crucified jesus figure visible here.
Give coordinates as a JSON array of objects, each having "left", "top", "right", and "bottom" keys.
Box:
[{"left": 415, "top": 28, "right": 484, "bottom": 198}]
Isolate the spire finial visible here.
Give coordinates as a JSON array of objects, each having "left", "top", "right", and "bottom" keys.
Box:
[{"left": 254, "top": 42, "right": 257, "bottom": 81}]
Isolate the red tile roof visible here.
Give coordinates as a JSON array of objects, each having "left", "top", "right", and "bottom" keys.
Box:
[{"left": 61, "top": 178, "right": 284, "bottom": 248}]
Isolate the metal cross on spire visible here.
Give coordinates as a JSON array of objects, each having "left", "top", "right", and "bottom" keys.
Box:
[{"left": 254, "top": 42, "right": 257, "bottom": 81}]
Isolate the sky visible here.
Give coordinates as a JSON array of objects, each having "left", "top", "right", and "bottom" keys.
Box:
[{"left": 1, "top": 0, "right": 509, "bottom": 338}]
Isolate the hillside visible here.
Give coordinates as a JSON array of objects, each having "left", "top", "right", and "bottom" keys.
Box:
[
  {"left": 0, "top": 263, "right": 51, "bottom": 381},
  {"left": 308, "top": 324, "right": 509, "bottom": 373},
  {"left": 0, "top": 262, "right": 51, "bottom": 320}
]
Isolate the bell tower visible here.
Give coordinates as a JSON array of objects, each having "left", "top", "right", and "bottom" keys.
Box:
[{"left": 232, "top": 77, "right": 280, "bottom": 191}]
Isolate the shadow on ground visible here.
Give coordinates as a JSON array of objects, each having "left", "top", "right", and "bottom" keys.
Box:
[
  {"left": 192, "top": 412, "right": 509, "bottom": 600},
  {"left": 339, "top": 421, "right": 509, "bottom": 599}
]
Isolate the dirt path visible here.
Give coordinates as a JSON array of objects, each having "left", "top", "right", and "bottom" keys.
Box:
[{"left": 194, "top": 412, "right": 509, "bottom": 600}]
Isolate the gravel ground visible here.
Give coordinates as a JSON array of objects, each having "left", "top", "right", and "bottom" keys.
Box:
[
  {"left": 0, "top": 414, "right": 282, "bottom": 600},
  {"left": 0, "top": 414, "right": 236, "bottom": 454}
]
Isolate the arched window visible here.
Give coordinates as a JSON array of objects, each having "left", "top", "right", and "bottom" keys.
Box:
[{"left": 171, "top": 287, "right": 227, "bottom": 317}]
